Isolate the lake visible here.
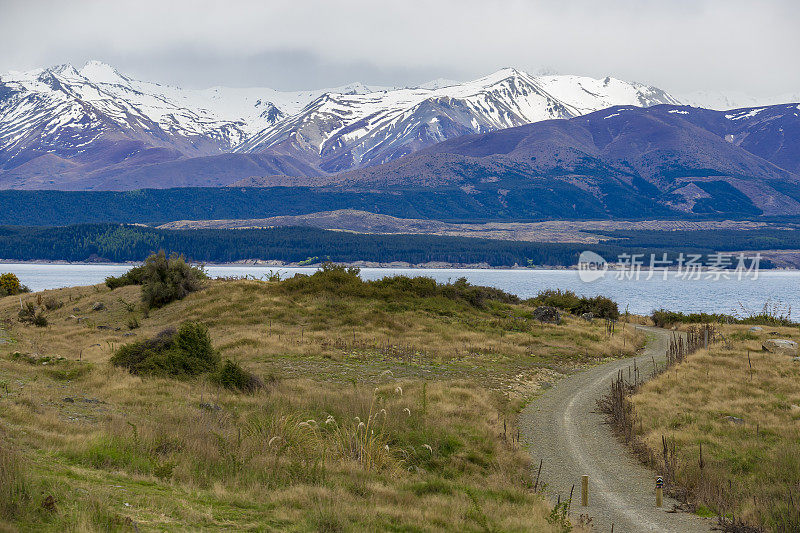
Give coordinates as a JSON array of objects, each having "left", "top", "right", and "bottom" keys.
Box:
[{"left": 2, "top": 263, "right": 798, "bottom": 317}]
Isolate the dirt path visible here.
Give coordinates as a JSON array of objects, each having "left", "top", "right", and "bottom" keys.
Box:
[{"left": 520, "top": 326, "right": 713, "bottom": 532}]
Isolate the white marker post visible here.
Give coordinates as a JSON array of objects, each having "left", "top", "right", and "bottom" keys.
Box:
[{"left": 656, "top": 476, "right": 664, "bottom": 508}]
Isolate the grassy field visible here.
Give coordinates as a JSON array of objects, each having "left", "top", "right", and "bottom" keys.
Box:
[
  {"left": 631, "top": 324, "right": 800, "bottom": 530},
  {"left": 0, "top": 269, "right": 642, "bottom": 531}
]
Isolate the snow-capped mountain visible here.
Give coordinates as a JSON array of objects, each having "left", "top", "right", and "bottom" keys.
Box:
[
  {"left": 0, "top": 60, "right": 385, "bottom": 172},
  {"left": 238, "top": 68, "right": 681, "bottom": 173},
  {"left": 679, "top": 90, "right": 800, "bottom": 111},
  {"left": 0, "top": 61, "right": 680, "bottom": 188}
]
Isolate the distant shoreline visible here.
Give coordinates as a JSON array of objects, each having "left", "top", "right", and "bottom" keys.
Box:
[
  {"left": 1, "top": 259, "right": 798, "bottom": 272},
  {"left": 0, "top": 259, "right": 554, "bottom": 270}
]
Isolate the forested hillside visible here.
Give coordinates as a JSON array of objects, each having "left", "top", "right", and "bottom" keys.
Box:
[{"left": 0, "top": 223, "right": 790, "bottom": 266}]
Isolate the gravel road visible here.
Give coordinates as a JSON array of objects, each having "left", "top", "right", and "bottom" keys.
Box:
[{"left": 520, "top": 326, "right": 714, "bottom": 532}]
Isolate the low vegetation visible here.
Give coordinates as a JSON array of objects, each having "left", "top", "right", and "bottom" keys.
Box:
[
  {"left": 104, "top": 264, "right": 147, "bottom": 290},
  {"left": 0, "top": 272, "right": 29, "bottom": 296},
  {"left": 652, "top": 300, "right": 795, "bottom": 328},
  {"left": 527, "top": 289, "right": 620, "bottom": 319},
  {"left": 106, "top": 251, "right": 206, "bottom": 309},
  {"left": 625, "top": 323, "right": 800, "bottom": 531},
  {"left": 0, "top": 261, "right": 643, "bottom": 531},
  {"left": 111, "top": 322, "right": 219, "bottom": 377},
  {"left": 17, "top": 302, "right": 48, "bottom": 327},
  {"left": 112, "top": 321, "right": 262, "bottom": 393}
]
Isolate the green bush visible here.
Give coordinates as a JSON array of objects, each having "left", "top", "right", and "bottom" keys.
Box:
[
  {"left": 111, "top": 322, "right": 219, "bottom": 377},
  {"left": 528, "top": 289, "right": 619, "bottom": 319},
  {"left": 105, "top": 264, "right": 147, "bottom": 290},
  {"left": 0, "top": 273, "right": 29, "bottom": 296},
  {"left": 211, "top": 360, "right": 264, "bottom": 393},
  {"left": 106, "top": 252, "right": 205, "bottom": 309},
  {"left": 280, "top": 263, "right": 519, "bottom": 309},
  {"left": 140, "top": 251, "right": 205, "bottom": 309},
  {"left": 651, "top": 307, "right": 794, "bottom": 328}
]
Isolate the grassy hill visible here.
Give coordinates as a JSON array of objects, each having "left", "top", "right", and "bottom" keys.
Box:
[
  {"left": 631, "top": 323, "right": 800, "bottom": 530},
  {"left": 0, "top": 268, "right": 642, "bottom": 531}
]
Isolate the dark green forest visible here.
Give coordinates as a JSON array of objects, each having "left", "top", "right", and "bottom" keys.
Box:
[
  {"left": 0, "top": 224, "right": 785, "bottom": 266},
  {"left": 0, "top": 187, "right": 558, "bottom": 225},
  {"left": 602, "top": 229, "right": 800, "bottom": 251},
  {"left": 0, "top": 224, "right": 594, "bottom": 265},
  {"left": 2, "top": 187, "right": 794, "bottom": 226}
]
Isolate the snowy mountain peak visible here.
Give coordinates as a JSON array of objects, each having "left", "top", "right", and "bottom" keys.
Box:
[
  {"left": 470, "top": 67, "right": 535, "bottom": 87},
  {"left": 235, "top": 68, "right": 683, "bottom": 173},
  {"left": 416, "top": 78, "right": 459, "bottom": 90},
  {"left": 78, "top": 60, "right": 130, "bottom": 85},
  {"left": 0, "top": 61, "right": 693, "bottom": 186}
]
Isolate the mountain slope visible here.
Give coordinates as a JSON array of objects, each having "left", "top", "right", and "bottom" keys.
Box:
[
  {"left": 0, "top": 61, "right": 383, "bottom": 187},
  {"left": 239, "top": 68, "right": 680, "bottom": 173},
  {"left": 327, "top": 104, "right": 800, "bottom": 216},
  {"left": 0, "top": 63, "right": 680, "bottom": 188}
]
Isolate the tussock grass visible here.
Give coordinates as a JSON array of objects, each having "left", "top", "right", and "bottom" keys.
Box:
[
  {"left": 0, "top": 272, "right": 642, "bottom": 531},
  {"left": 632, "top": 323, "right": 800, "bottom": 530}
]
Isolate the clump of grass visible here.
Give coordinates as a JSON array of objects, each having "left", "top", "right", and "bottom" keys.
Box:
[
  {"left": 0, "top": 444, "right": 30, "bottom": 521},
  {"left": 211, "top": 359, "right": 263, "bottom": 393},
  {"left": 111, "top": 322, "right": 219, "bottom": 377},
  {"left": 42, "top": 297, "right": 63, "bottom": 311},
  {"left": 17, "top": 302, "right": 47, "bottom": 327},
  {"left": 46, "top": 362, "right": 93, "bottom": 381}
]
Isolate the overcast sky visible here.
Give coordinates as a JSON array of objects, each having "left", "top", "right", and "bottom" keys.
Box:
[{"left": 1, "top": 0, "right": 797, "bottom": 96}]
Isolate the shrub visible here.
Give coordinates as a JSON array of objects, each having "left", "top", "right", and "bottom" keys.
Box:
[
  {"left": 42, "top": 296, "right": 63, "bottom": 310},
  {"left": 139, "top": 252, "right": 205, "bottom": 309},
  {"left": 650, "top": 306, "right": 794, "bottom": 328},
  {"left": 105, "top": 264, "right": 147, "bottom": 290},
  {"left": 0, "top": 273, "right": 29, "bottom": 296},
  {"left": 528, "top": 289, "right": 619, "bottom": 319},
  {"left": 17, "top": 302, "right": 47, "bottom": 327},
  {"left": 576, "top": 295, "right": 620, "bottom": 320},
  {"left": 106, "top": 252, "right": 205, "bottom": 308},
  {"left": 280, "top": 263, "right": 519, "bottom": 309},
  {"left": 373, "top": 275, "right": 519, "bottom": 308},
  {"left": 211, "top": 360, "right": 264, "bottom": 393},
  {"left": 111, "top": 322, "right": 219, "bottom": 377}
]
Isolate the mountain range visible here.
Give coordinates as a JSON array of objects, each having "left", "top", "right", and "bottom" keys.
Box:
[
  {"left": 316, "top": 103, "right": 800, "bottom": 217},
  {"left": 1, "top": 61, "right": 799, "bottom": 219},
  {"left": 0, "top": 61, "right": 679, "bottom": 189}
]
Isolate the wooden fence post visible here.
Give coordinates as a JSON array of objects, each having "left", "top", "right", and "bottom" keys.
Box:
[{"left": 581, "top": 475, "right": 588, "bottom": 506}]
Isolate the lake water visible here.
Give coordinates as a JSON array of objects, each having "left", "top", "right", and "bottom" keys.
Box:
[{"left": 2, "top": 263, "right": 798, "bottom": 317}]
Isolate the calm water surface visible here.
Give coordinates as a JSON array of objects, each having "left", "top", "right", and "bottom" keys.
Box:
[{"left": 3, "top": 263, "right": 798, "bottom": 316}]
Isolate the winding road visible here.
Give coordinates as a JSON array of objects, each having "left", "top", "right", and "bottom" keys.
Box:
[{"left": 520, "top": 326, "right": 713, "bottom": 532}]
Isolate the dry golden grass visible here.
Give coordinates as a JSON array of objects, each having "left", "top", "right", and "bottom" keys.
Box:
[
  {"left": 0, "top": 276, "right": 641, "bottom": 531},
  {"left": 631, "top": 323, "right": 800, "bottom": 529}
]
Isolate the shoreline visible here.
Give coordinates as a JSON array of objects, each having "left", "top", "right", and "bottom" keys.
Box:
[{"left": 1, "top": 259, "right": 798, "bottom": 272}]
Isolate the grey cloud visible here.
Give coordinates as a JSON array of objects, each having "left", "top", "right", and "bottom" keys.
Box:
[{"left": 0, "top": 0, "right": 797, "bottom": 96}]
